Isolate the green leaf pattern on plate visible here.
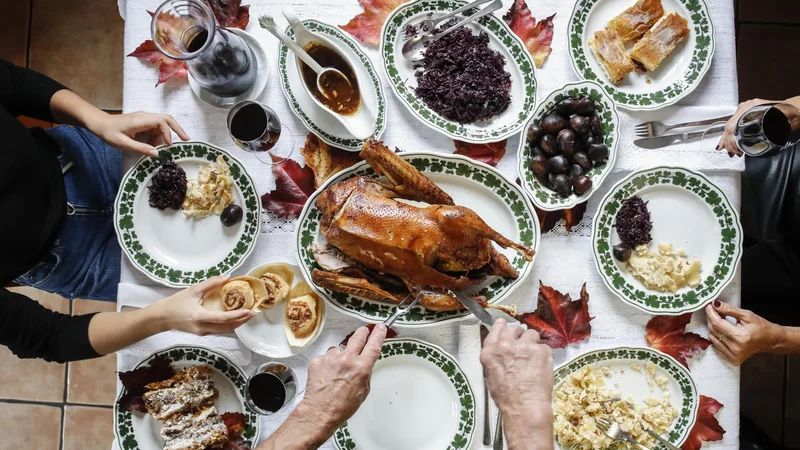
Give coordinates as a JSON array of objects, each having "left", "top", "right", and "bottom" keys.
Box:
[
  {"left": 278, "top": 20, "right": 387, "bottom": 150},
  {"left": 296, "top": 154, "right": 539, "bottom": 324},
  {"left": 114, "top": 143, "right": 260, "bottom": 287},
  {"left": 334, "top": 339, "right": 475, "bottom": 450},
  {"left": 382, "top": 0, "right": 537, "bottom": 141},
  {"left": 592, "top": 167, "right": 742, "bottom": 314},
  {"left": 568, "top": 0, "right": 714, "bottom": 109},
  {"left": 114, "top": 346, "right": 259, "bottom": 450}
]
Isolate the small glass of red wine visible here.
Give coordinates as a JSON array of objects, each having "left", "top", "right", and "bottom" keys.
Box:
[
  {"left": 227, "top": 100, "right": 295, "bottom": 165},
  {"left": 245, "top": 357, "right": 308, "bottom": 415}
]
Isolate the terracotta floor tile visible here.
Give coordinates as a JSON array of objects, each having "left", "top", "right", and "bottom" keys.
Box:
[
  {"left": 18, "top": 115, "right": 53, "bottom": 129},
  {"left": 68, "top": 299, "right": 118, "bottom": 406},
  {"left": 739, "top": 0, "right": 800, "bottom": 24},
  {"left": 29, "top": 0, "right": 123, "bottom": 110},
  {"left": 0, "top": 402, "right": 62, "bottom": 450},
  {"left": 0, "top": 287, "right": 68, "bottom": 402},
  {"left": 0, "top": 0, "right": 30, "bottom": 66},
  {"left": 63, "top": 405, "right": 114, "bottom": 450}
]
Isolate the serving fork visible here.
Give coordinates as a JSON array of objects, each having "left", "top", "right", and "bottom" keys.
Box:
[
  {"left": 383, "top": 292, "right": 422, "bottom": 327},
  {"left": 634, "top": 115, "right": 732, "bottom": 138},
  {"left": 595, "top": 417, "right": 652, "bottom": 450}
]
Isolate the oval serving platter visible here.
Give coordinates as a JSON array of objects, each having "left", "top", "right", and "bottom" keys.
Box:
[
  {"left": 114, "top": 345, "right": 261, "bottom": 450},
  {"left": 380, "top": 0, "right": 537, "bottom": 143},
  {"left": 277, "top": 19, "right": 387, "bottom": 151},
  {"left": 568, "top": 0, "right": 714, "bottom": 110},
  {"left": 334, "top": 338, "right": 475, "bottom": 450},
  {"left": 114, "top": 141, "right": 261, "bottom": 288},
  {"left": 592, "top": 167, "right": 742, "bottom": 315},
  {"left": 295, "top": 152, "right": 540, "bottom": 326},
  {"left": 517, "top": 79, "right": 620, "bottom": 211},
  {"left": 553, "top": 346, "right": 699, "bottom": 449}
]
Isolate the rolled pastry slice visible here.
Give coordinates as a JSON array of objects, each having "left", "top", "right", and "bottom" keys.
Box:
[
  {"left": 254, "top": 273, "right": 291, "bottom": 311},
  {"left": 285, "top": 294, "right": 318, "bottom": 338},
  {"left": 589, "top": 29, "right": 635, "bottom": 84},
  {"left": 202, "top": 276, "right": 267, "bottom": 312},
  {"left": 606, "top": 0, "right": 664, "bottom": 42},
  {"left": 629, "top": 13, "right": 689, "bottom": 72}
]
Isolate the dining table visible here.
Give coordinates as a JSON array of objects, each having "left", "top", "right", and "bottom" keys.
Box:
[{"left": 115, "top": 0, "right": 743, "bottom": 448}]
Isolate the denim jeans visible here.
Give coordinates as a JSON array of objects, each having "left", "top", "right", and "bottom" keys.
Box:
[{"left": 14, "top": 126, "right": 122, "bottom": 301}]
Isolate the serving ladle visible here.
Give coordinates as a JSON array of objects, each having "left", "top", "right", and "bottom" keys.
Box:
[
  {"left": 259, "top": 15, "right": 351, "bottom": 99},
  {"left": 401, "top": 0, "right": 503, "bottom": 62}
]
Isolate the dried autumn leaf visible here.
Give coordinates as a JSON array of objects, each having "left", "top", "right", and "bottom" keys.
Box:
[
  {"left": 645, "top": 313, "right": 711, "bottom": 369},
  {"left": 117, "top": 355, "right": 174, "bottom": 412},
  {"left": 222, "top": 434, "right": 251, "bottom": 450},
  {"left": 681, "top": 396, "right": 725, "bottom": 450},
  {"left": 300, "top": 133, "right": 362, "bottom": 189},
  {"left": 340, "top": 323, "right": 398, "bottom": 347},
  {"left": 261, "top": 154, "right": 316, "bottom": 219},
  {"left": 534, "top": 203, "right": 587, "bottom": 233},
  {"left": 206, "top": 0, "right": 250, "bottom": 28},
  {"left": 453, "top": 140, "right": 507, "bottom": 167},
  {"left": 503, "top": 0, "right": 555, "bottom": 68},
  {"left": 128, "top": 40, "right": 190, "bottom": 87},
  {"left": 221, "top": 412, "right": 247, "bottom": 436},
  {"left": 340, "top": 0, "right": 410, "bottom": 46},
  {"left": 518, "top": 281, "right": 593, "bottom": 349}
]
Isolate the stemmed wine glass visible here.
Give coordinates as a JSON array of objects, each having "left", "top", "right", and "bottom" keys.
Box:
[{"left": 227, "top": 100, "right": 296, "bottom": 165}]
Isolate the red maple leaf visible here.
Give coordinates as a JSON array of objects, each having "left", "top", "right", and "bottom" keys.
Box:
[
  {"left": 503, "top": 0, "right": 555, "bottom": 68},
  {"left": 645, "top": 313, "right": 711, "bottom": 369},
  {"left": 453, "top": 140, "right": 507, "bottom": 167},
  {"left": 261, "top": 154, "right": 316, "bottom": 219},
  {"left": 534, "top": 203, "right": 587, "bottom": 233},
  {"left": 221, "top": 412, "right": 247, "bottom": 436},
  {"left": 340, "top": 323, "right": 398, "bottom": 347},
  {"left": 518, "top": 282, "right": 593, "bottom": 349},
  {"left": 129, "top": 1, "right": 250, "bottom": 87},
  {"left": 340, "top": 0, "right": 410, "bottom": 46},
  {"left": 681, "top": 396, "right": 725, "bottom": 450},
  {"left": 117, "top": 355, "right": 175, "bottom": 412}
]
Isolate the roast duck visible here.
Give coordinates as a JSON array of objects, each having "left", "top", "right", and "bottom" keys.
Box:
[{"left": 310, "top": 139, "right": 535, "bottom": 313}]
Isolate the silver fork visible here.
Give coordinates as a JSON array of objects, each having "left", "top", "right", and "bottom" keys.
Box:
[
  {"left": 383, "top": 292, "right": 422, "bottom": 327},
  {"left": 595, "top": 417, "right": 651, "bottom": 450},
  {"left": 634, "top": 115, "right": 732, "bottom": 138}
]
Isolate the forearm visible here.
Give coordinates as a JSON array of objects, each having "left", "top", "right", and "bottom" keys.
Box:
[
  {"left": 769, "top": 325, "right": 800, "bottom": 354},
  {"left": 87, "top": 305, "right": 170, "bottom": 356},
  {"left": 49, "top": 89, "right": 109, "bottom": 131},
  {"left": 501, "top": 405, "right": 554, "bottom": 450},
  {"left": 256, "top": 402, "right": 339, "bottom": 450}
]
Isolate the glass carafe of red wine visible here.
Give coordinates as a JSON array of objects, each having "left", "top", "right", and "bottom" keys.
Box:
[{"left": 151, "top": 0, "right": 257, "bottom": 97}]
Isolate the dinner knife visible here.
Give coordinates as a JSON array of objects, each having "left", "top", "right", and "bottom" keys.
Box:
[
  {"left": 450, "top": 290, "right": 495, "bottom": 326},
  {"left": 633, "top": 124, "right": 725, "bottom": 149},
  {"left": 480, "top": 325, "right": 493, "bottom": 446}
]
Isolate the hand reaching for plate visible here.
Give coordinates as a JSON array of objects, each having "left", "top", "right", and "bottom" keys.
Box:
[
  {"left": 91, "top": 111, "right": 191, "bottom": 157},
  {"left": 480, "top": 319, "right": 554, "bottom": 450}
]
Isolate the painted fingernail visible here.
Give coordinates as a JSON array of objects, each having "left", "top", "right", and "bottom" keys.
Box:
[{"left": 713, "top": 300, "right": 721, "bottom": 308}]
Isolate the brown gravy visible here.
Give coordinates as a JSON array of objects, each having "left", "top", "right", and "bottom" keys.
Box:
[{"left": 300, "top": 42, "right": 360, "bottom": 116}]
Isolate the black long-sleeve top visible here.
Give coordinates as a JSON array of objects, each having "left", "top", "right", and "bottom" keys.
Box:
[{"left": 0, "top": 59, "right": 101, "bottom": 363}]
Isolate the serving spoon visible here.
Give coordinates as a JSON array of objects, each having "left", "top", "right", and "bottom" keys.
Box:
[
  {"left": 401, "top": 0, "right": 504, "bottom": 62},
  {"left": 259, "top": 15, "right": 352, "bottom": 99}
]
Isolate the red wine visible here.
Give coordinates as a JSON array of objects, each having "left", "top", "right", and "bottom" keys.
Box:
[
  {"left": 182, "top": 28, "right": 257, "bottom": 97},
  {"left": 763, "top": 107, "right": 791, "bottom": 146},
  {"left": 248, "top": 373, "right": 286, "bottom": 413},
  {"left": 187, "top": 29, "right": 208, "bottom": 53},
  {"left": 230, "top": 103, "right": 281, "bottom": 151}
]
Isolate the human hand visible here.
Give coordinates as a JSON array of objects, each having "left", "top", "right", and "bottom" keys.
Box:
[
  {"left": 90, "top": 111, "right": 190, "bottom": 157},
  {"left": 716, "top": 98, "right": 773, "bottom": 157},
  {"left": 149, "top": 275, "right": 255, "bottom": 335},
  {"left": 705, "top": 300, "right": 783, "bottom": 366}
]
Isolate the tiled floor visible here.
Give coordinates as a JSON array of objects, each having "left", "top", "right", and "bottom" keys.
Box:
[{"left": 2, "top": 0, "right": 800, "bottom": 449}]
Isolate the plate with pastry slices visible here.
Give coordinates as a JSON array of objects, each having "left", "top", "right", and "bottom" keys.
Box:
[
  {"left": 568, "top": 0, "right": 714, "bottom": 110},
  {"left": 221, "top": 261, "right": 326, "bottom": 357}
]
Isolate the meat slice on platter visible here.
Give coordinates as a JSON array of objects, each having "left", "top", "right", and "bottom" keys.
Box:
[{"left": 310, "top": 138, "right": 533, "bottom": 313}]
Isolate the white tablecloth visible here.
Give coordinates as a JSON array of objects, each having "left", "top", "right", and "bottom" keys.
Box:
[{"left": 118, "top": 0, "right": 741, "bottom": 448}]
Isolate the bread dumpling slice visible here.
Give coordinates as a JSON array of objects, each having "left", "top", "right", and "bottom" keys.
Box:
[
  {"left": 285, "top": 294, "right": 318, "bottom": 338},
  {"left": 202, "top": 276, "right": 267, "bottom": 311},
  {"left": 249, "top": 264, "right": 294, "bottom": 311}
]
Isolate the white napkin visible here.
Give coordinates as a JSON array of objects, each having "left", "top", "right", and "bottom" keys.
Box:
[{"left": 459, "top": 324, "right": 504, "bottom": 450}]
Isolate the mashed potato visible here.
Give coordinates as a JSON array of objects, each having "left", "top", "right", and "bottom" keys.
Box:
[
  {"left": 553, "top": 364, "right": 678, "bottom": 450},
  {"left": 626, "top": 242, "right": 701, "bottom": 293}
]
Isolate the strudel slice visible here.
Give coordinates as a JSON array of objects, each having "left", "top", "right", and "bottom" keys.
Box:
[
  {"left": 606, "top": 0, "right": 665, "bottom": 42},
  {"left": 629, "top": 13, "right": 690, "bottom": 72},
  {"left": 588, "top": 29, "right": 635, "bottom": 84}
]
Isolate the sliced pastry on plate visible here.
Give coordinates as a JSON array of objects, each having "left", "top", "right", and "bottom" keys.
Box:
[
  {"left": 606, "top": 0, "right": 665, "bottom": 42},
  {"left": 629, "top": 13, "right": 690, "bottom": 72},
  {"left": 589, "top": 29, "right": 636, "bottom": 84}
]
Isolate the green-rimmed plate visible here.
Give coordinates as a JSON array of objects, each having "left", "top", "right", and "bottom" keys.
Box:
[
  {"left": 278, "top": 19, "right": 387, "bottom": 151},
  {"left": 114, "top": 345, "right": 261, "bottom": 450},
  {"left": 553, "top": 346, "right": 698, "bottom": 449},
  {"left": 517, "top": 80, "right": 620, "bottom": 211},
  {"left": 114, "top": 141, "right": 261, "bottom": 287},
  {"left": 334, "top": 338, "right": 475, "bottom": 450},
  {"left": 568, "top": 0, "right": 714, "bottom": 110},
  {"left": 380, "top": 0, "right": 537, "bottom": 143},
  {"left": 295, "top": 152, "right": 540, "bottom": 326},
  {"left": 592, "top": 167, "right": 742, "bottom": 314}
]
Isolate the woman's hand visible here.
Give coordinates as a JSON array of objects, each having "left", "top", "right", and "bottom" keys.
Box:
[
  {"left": 705, "top": 300, "right": 784, "bottom": 366},
  {"left": 90, "top": 111, "right": 190, "bottom": 157},
  {"left": 148, "top": 276, "right": 255, "bottom": 336},
  {"left": 717, "top": 98, "right": 772, "bottom": 157}
]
